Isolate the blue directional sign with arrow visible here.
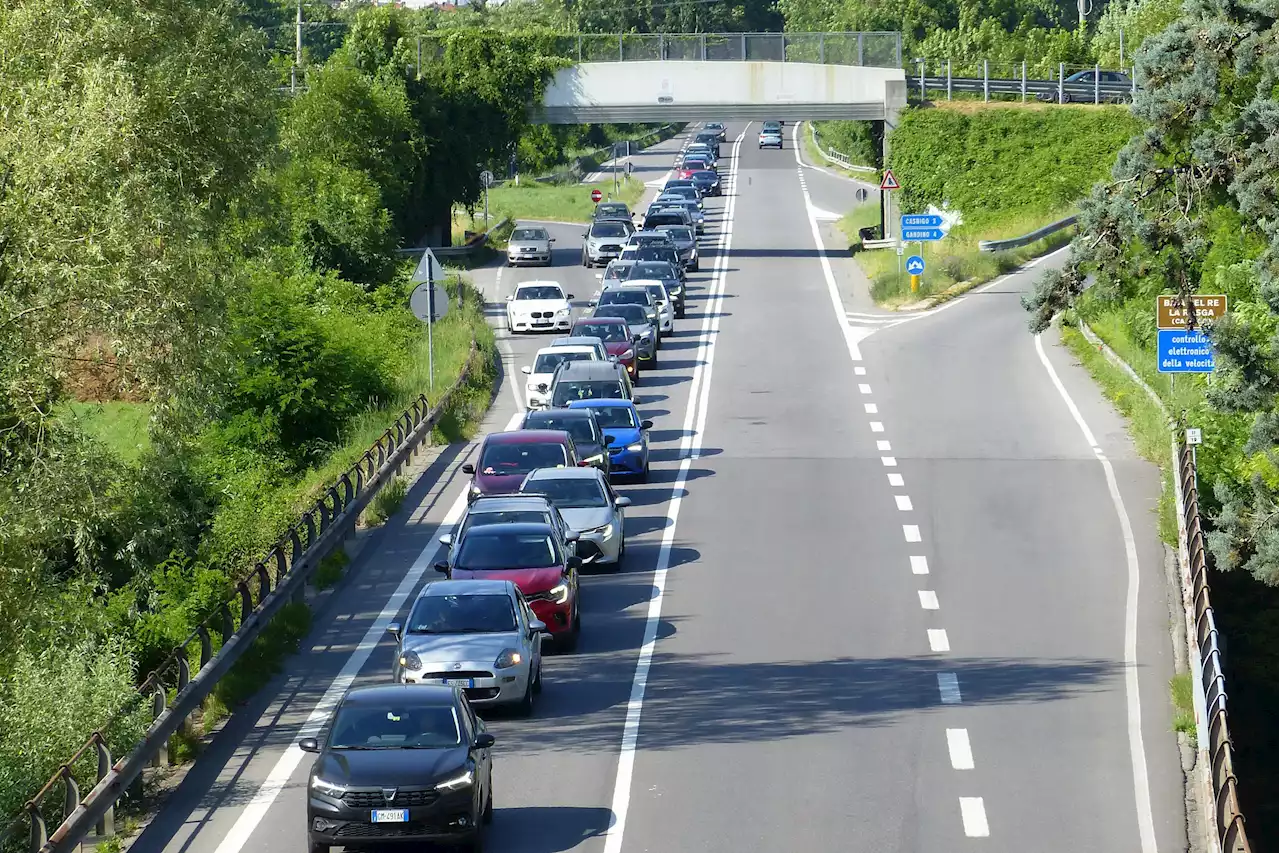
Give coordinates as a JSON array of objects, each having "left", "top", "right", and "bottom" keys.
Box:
[
  {"left": 906, "top": 255, "right": 926, "bottom": 275},
  {"left": 902, "top": 228, "right": 946, "bottom": 241},
  {"left": 902, "top": 214, "right": 945, "bottom": 228}
]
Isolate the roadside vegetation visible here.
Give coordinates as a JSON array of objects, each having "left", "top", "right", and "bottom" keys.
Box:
[{"left": 481, "top": 177, "right": 646, "bottom": 225}]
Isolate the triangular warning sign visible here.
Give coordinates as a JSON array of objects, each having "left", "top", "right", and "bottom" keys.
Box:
[{"left": 880, "top": 169, "right": 901, "bottom": 191}]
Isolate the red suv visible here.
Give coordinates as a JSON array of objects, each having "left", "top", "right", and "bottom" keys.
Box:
[
  {"left": 462, "top": 430, "right": 581, "bottom": 503},
  {"left": 571, "top": 317, "right": 639, "bottom": 381}
]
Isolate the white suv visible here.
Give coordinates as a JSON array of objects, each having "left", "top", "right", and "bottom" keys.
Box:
[{"left": 521, "top": 343, "right": 605, "bottom": 409}]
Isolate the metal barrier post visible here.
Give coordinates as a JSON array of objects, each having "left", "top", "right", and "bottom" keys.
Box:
[
  {"left": 1021, "top": 60, "right": 1027, "bottom": 102},
  {"left": 740, "top": 33, "right": 746, "bottom": 60},
  {"left": 618, "top": 34, "right": 623, "bottom": 61},
  {"left": 1094, "top": 63, "right": 1100, "bottom": 103},
  {"left": 919, "top": 60, "right": 925, "bottom": 100},
  {"left": 895, "top": 32, "right": 902, "bottom": 66},
  {"left": 1131, "top": 67, "right": 1137, "bottom": 98},
  {"left": 818, "top": 32, "right": 824, "bottom": 64},
  {"left": 857, "top": 33, "right": 864, "bottom": 66},
  {"left": 947, "top": 59, "right": 952, "bottom": 99},
  {"left": 1058, "top": 62, "right": 1064, "bottom": 103},
  {"left": 700, "top": 34, "right": 706, "bottom": 60},
  {"left": 983, "top": 59, "right": 989, "bottom": 101}
]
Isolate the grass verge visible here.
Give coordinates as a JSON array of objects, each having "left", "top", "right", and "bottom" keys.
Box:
[
  {"left": 363, "top": 477, "right": 407, "bottom": 527},
  {"left": 313, "top": 549, "right": 349, "bottom": 590},
  {"left": 61, "top": 400, "right": 152, "bottom": 463},
  {"left": 475, "top": 176, "right": 645, "bottom": 225},
  {"left": 1170, "top": 672, "right": 1198, "bottom": 746},
  {"left": 802, "top": 121, "right": 877, "bottom": 177}
]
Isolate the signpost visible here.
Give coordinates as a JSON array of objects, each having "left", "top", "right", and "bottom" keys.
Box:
[
  {"left": 410, "top": 247, "right": 451, "bottom": 391},
  {"left": 591, "top": 188, "right": 603, "bottom": 204},
  {"left": 906, "top": 254, "right": 925, "bottom": 293},
  {"left": 880, "top": 169, "right": 900, "bottom": 243},
  {"left": 479, "top": 170, "right": 494, "bottom": 227}
]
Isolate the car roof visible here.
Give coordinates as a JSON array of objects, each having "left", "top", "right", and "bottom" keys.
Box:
[
  {"left": 484, "top": 429, "right": 571, "bottom": 445},
  {"left": 343, "top": 683, "right": 456, "bottom": 706},
  {"left": 464, "top": 521, "right": 556, "bottom": 536},
  {"left": 548, "top": 337, "right": 603, "bottom": 349},
  {"left": 420, "top": 578, "right": 514, "bottom": 597},
  {"left": 573, "top": 316, "right": 627, "bottom": 326},
  {"left": 525, "top": 407, "right": 594, "bottom": 422},
  {"left": 515, "top": 280, "right": 564, "bottom": 288},
  {"left": 567, "top": 398, "right": 634, "bottom": 410},
  {"left": 467, "top": 495, "right": 555, "bottom": 512},
  {"left": 524, "top": 465, "right": 604, "bottom": 482},
  {"left": 554, "top": 361, "right": 625, "bottom": 380}
]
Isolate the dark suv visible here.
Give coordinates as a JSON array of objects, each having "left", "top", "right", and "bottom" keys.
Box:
[{"left": 549, "top": 360, "right": 634, "bottom": 408}]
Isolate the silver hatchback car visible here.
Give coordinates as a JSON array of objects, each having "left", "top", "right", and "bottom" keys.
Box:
[
  {"left": 388, "top": 579, "right": 549, "bottom": 714},
  {"left": 507, "top": 226, "right": 555, "bottom": 266}
]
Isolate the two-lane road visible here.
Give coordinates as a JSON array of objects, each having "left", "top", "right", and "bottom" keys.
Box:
[{"left": 131, "top": 121, "right": 1186, "bottom": 853}]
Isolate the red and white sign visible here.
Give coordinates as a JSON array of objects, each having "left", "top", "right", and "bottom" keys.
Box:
[
  {"left": 590, "top": 189, "right": 603, "bottom": 203},
  {"left": 880, "top": 169, "right": 901, "bottom": 191}
]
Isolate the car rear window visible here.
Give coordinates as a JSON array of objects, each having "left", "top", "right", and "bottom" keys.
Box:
[
  {"left": 590, "top": 222, "right": 629, "bottom": 238},
  {"left": 645, "top": 214, "right": 684, "bottom": 228},
  {"left": 552, "top": 380, "right": 627, "bottom": 405}
]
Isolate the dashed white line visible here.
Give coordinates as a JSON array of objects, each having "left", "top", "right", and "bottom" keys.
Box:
[
  {"left": 895, "top": 495, "right": 913, "bottom": 511},
  {"left": 888, "top": 473, "right": 905, "bottom": 487},
  {"left": 870, "top": 421, "right": 884, "bottom": 432},
  {"left": 854, "top": 366, "right": 867, "bottom": 375},
  {"left": 918, "top": 590, "right": 939, "bottom": 609},
  {"left": 903, "top": 524, "right": 921, "bottom": 541},
  {"left": 960, "top": 797, "right": 990, "bottom": 837},
  {"left": 928, "top": 629, "right": 951, "bottom": 652},
  {"left": 947, "top": 728, "right": 975, "bottom": 769},
  {"left": 878, "top": 440, "right": 892, "bottom": 451},
  {"left": 881, "top": 456, "right": 897, "bottom": 467},
  {"left": 937, "top": 672, "right": 961, "bottom": 703},
  {"left": 864, "top": 403, "right": 878, "bottom": 413},
  {"left": 910, "top": 555, "right": 929, "bottom": 574},
  {"left": 858, "top": 383, "right": 872, "bottom": 394}
]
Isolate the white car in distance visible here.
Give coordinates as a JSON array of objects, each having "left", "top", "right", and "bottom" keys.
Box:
[
  {"left": 506, "top": 281, "right": 574, "bottom": 334},
  {"left": 522, "top": 344, "right": 603, "bottom": 409}
]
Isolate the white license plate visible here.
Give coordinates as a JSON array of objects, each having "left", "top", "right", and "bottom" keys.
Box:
[
  {"left": 439, "top": 678, "right": 474, "bottom": 688},
  {"left": 371, "top": 809, "right": 409, "bottom": 823}
]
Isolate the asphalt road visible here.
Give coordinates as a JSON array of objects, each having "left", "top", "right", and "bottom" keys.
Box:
[{"left": 131, "top": 122, "right": 1187, "bottom": 853}]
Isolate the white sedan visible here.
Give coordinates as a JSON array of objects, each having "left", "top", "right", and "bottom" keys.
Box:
[
  {"left": 522, "top": 344, "right": 601, "bottom": 409},
  {"left": 506, "top": 282, "right": 574, "bottom": 333}
]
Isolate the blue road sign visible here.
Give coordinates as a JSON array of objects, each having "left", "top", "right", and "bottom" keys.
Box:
[
  {"left": 1157, "top": 329, "right": 1215, "bottom": 373},
  {"left": 902, "top": 228, "right": 946, "bottom": 241},
  {"left": 906, "top": 255, "right": 926, "bottom": 275},
  {"left": 902, "top": 214, "right": 944, "bottom": 228}
]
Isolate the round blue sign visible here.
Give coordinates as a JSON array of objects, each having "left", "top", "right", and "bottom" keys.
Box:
[{"left": 906, "top": 255, "right": 926, "bottom": 275}]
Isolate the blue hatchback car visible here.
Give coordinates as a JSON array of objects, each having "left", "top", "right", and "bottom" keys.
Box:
[{"left": 567, "top": 399, "right": 654, "bottom": 481}]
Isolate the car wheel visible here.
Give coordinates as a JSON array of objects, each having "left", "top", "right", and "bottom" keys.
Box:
[
  {"left": 690, "top": 260, "right": 699, "bottom": 272},
  {"left": 615, "top": 535, "right": 626, "bottom": 569},
  {"left": 308, "top": 841, "right": 330, "bottom": 853},
  {"left": 532, "top": 661, "right": 543, "bottom": 695},
  {"left": 640, "top": 462, "right": 650, "bottom": 483},
  {"left": 466, "top": 819, "right": 487, "bottom": 853},
  {"left": 648, "top": 351, "right": 659, "bottom": 368},
  {"left": 517, "top": 678, "right": 534, "bottom": 716},
  {"left": 582, "top": 252, "right": 588, "bottom": 267},
  {"left": 482, "top": 776, "right": 495, "bottom": 824}
]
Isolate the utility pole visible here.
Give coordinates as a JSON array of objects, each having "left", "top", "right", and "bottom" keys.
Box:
[{"left": 294, "top": 0, "right": 303, "bottom": 92}]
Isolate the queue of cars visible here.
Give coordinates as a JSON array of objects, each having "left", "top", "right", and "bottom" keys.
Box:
[{"left": 302, "top": 123, "right": 725, "bottom": 853}]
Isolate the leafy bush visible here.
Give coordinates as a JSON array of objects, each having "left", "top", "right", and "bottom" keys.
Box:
[{"left": 365, "top": 477, "right": 409, "bottom": 527}]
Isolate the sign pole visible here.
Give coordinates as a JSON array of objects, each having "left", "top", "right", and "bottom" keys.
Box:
[{"left": 427, "top": 260, "right": 435, "bottom": 392}]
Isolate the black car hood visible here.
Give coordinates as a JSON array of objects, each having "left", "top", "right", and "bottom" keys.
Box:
[{"left": 314, "top": 746, "right": 469, "bottom": 787}]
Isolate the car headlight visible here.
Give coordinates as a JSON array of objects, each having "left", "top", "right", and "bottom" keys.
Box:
[
  {"left": 398, "top": 650, "right": 422, "bottom": 671},
  {"left": 494, "top": 648, "right": 524, "bottom": 669},
  {"left": 528, "top": 382, "right": 542, "bottom": 392},
  {"left": 469, "top": 483, "right": 481, "bottom": 497},
  {"left": 311, "top": 777, "right": 347, "bottom": 798},
  {"left": 556, "top": 308, "right": 570, "bottom": 316},
  {"left": 627, "top": 442, "right": 644, "bottom": 452},
  {"left": 620, "top": 348, "right": 634, "bottom": 360},
  {"left": 435, "top": 768, "right": 475, "bottom": 792},
  {"left": 589, "top": 522, "right": 614, "bottom": 539},
  {"left": 547, "top": 582, "right": 570, "bottom": 604}
]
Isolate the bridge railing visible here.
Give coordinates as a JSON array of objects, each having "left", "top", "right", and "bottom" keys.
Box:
[{"left": 417, "top": 32, "right": 903, "bottom": 69}]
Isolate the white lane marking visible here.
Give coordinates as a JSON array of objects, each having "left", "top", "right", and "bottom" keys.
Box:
[
  {"left": 918, "top": 590, "right": 939, "bottom": 609},
  {"left": 870, "top": 421, "right": 885, "bottom": 432},
  {"left": 854, "top": 366, "right": 867, "bottom": 375},
  {"left": 1033, "top": 333, "right": 1159, "bottom": 853},
  {"left": 960, "top": 797, "right": 990, "bottom": 837},
  {"left": 910, "top": 555, "right": 929, "bottom": 574},
  {"left": 792, "top": 122, "right": 866, "bottom": 362},
  {"left": 947, "top": 728, "right": 975, "bottom": 769},
  {"left": 601, "top": 124, "right": 747, "bottom": 853},
  {"left": 895, "top": 495, "right": 913, "bottom": 511},
  {"left": 903, "top": 524, "right": 921, "bottom": 542},
  {"left": 858, "top": 383, "right": 872, "bottom": 394},
  {"left": 208, "top": 403, "right": 519, "bottom": 853},
  {"left": 865, "top": 403, "right": 878, "bottom": 413},
  {"left": 928, "top": 629, "right": 951, "bottom": 652},
  {"left": 888, "top": 473, "right": 904, "bottom": 486},
  {"left": 877, "top": 440, "right": 892, "bottom": 451},
  {"left": 496, "top": 337, "right": 524, "bottom": 412},
  {"left": 881, "top": 456, "right": 897, "bottom": 467},
  {"left": 938, "top": 672, "right": 961, "bottom": 703}
]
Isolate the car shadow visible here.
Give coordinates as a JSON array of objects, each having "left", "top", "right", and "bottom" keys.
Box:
[{"left": 477, "top": 806, "right": 616, "bottom": 853}]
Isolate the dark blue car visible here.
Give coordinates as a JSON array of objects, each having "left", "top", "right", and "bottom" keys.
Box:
[{"left": 566, "top": 399, "right": 653, "bottom": 481}]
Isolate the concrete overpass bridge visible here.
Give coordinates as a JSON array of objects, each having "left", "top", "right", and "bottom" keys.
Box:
[{"left": 525, "top": 32, "right": 907, "bottom": 126}]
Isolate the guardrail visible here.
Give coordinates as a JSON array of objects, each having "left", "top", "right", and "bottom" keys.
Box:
[
  {"left": 906, "top": 60, "right": 1139, "bottom": 104},
  {"left": 396, "top": 218, "right": 512, "bottom": 259},
  {"left": 1074, "top": 321, "right": 1252, "bottom": 853},
  {"left": 808, "top": 122, "right": 878, "bottom": 173},
  {"left": 977, "top": 215, "right": 1078, "bottom": 252},
  {"left": 4, "top": 324, "right": 484, "bottom": 853}
]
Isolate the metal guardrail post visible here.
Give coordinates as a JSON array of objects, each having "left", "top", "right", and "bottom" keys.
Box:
[
  {"left": 947, "top": 60, "right": 952, "bottom": 99},
  {"left": 1094, "top": 63, "right": 1100, "bottom": 103},
  {"left": 983, "top": 59, "right": 989, "bottom": 102},
  {"left": 659, "top": 33, "right": 665, "bottom": 60},
  {"left": 95, "top": 740, "right": 113, "bottom": 837},
  {"left": 818, "top": 32, "right": 825, "bottom": 63},
  {"left": 1058, "top": 62, "right": 1064, "bottom": 103},
  {"left": 576, "top": 35, "right": 582, "bottom": 62},
  {"left": 857, "top": 33, "right": 864, "bottom": 66},
  {"left": 618, "top": 34, "right": 623, "bottom": 61},
  {"left": 895, "top": 32, "right": 901, "bottom": 66},
  {"left": 1131, "top": 67, "right": 1137, "bottom": 98},
  {"left": 700, "top": 34, "right": 706, "bottom": 60},
  {"left": 740, "top": 34, "right": 746, "bottom": 60},
  {"left": 918, "top": 60, "right": 925, "bottom": 100},
  {"left": 1021, "top": 61, "right": 1027, "bottom": 102}
]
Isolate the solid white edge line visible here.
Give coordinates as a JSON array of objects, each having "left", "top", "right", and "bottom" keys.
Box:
[
  {"left": 946, "top": 728, "right": 975, "bottom": 769},
  {"left": 600, "top": 124, "right": 747, "bottom": 853},
  {"left": 937, "top": 672, "right": 961, "bottom": 703},
  {"left": 1033, "top": 333, "right": 1159, "bottom": 853},
  {"left": 959, "top": 797, "right": 990, "bottom": 836}
]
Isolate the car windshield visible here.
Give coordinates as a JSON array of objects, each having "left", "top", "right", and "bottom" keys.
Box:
[
  {"left": 515, "top": 286, "right": 563, "bottom": 300},
  {"left": 600, "top": 290, "right": 649, "bottom": 307},
  {"left": 581, "top": 405, "right": 636, "bottom": 429},
  {"left": 604, "top": 264, "right": 633, "bottom": 280},
  {"left": 642, "top": 284, "right": 666, "bottom": 302},
  {"left": 595, "top": 304, "right": 648, "bottom": 325},
  {"left": 553, "top": 380, "right": 626, "bottom": 404},
  {"left": 590, "top": 222, "right": 628, "bottom": 238},
  {"left": 478, "top": 441, "right": 568, "bottom": 475},
  {"left": 407, "top": 593, "right": 518, "bottom": 634},
  {"left": 526, "top": 414, "right": 597, "bottom": 445},
  {"left": 645, "top": 215, "right": 683, "bottom": 228},
  {"left": 461, "top": 510, "right": 548, "bottom": 537},
  {"left": 511, "top": 228, "right": 548, "bottom": 242},
  {"left": 658, "top": 227, "right": 693, "bottom": 243},
  {"left": 527, "top": 477, "right": 608, "bottom": 509},
  {"left": 633, "top": 234, "right": 669, "bottom": 245},
  {"left": 574, "top": 321, "right": 629, "bottom": 342},
  {"left": 596, "top": 203, "right": 628, "bottom": 217},
  {"left": 533, "top": 351, "right": 591, "bottom": 373},
  {"left": 455, "top": 530, "right": 559, "bottom": 569},
  {"left": 636, "top": 247, "right": 677, "bottom": 263},
  {"left": 632, "top": 263, "right": 674, "bottom": 279},
  {"left": 329, "top": 704, "right": 461, "bottom": 750}
]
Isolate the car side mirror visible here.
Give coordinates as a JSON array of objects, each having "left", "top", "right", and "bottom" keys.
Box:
[
  {"left": 604, "top": 435, "right": 616, "bottom": 445},
  {"left": 529, "top": 619, "right": 549, "bottom": 635},
  {"left": 387, "top": 622, "right": 401, "bottom": 638},
  {"left": 433, "top": 561, "right": 450, "bottom": 574},
  {"left": 566, "top": 293, "right": 575, "bottom": 299},
  {"left": 299, "top": 737, "right": 320, "bottom": 753},
  {"left": 615, "top": 496, "right": 632, "bottom": 508},
  {"left": 461, "top": 463, "right": 475, "bottom": 474},
  {"left": 566, "top": 555, "right": 583, "bottom": 571},
  {"left": 439, "top": 534, "right": 453, "bottom": 547},
  {"left": 505, "top": 295, "right": 513, "bottom": 301},
  {"left": 564, "top": 531, "right": 580, "bottom": 543},
  {"left": 608, "top": 355, "right": 618, "bottom": 363},
  {"left": 549, "top": 238, "right": 556, "bottom": 243},
  {"left": 521, "top": 366, "right": 531, "bottom": 375},
  {"left": 641, "top": 419, "right": 654, "bottom": 429}
]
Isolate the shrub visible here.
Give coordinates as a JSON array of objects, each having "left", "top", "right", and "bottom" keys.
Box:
[{"left": 365, "top": 477, "right": 408, "bottom": 527}]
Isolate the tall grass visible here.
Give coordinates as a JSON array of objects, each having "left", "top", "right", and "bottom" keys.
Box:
[
  {"left": 61, "top": 401, "right": 153, "bottom": 463},
  {"left": 482, "top": 176, "right": 645, "bottom": 224}
]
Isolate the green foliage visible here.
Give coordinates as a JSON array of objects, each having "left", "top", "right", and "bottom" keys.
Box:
[
  {"left": 60, "top": 402, "right": 153, "bottom": 465},
  {"left": 1169, "top": 672, "right": 1197, "bottom": 744},
  {"left": 212, "top": 601, "right": 312, "bottom": 710},
  {"left": 314, "top": 549, "right": 349, "bottom": 591},
  {"left": 811, "top": 120, "right": 881, "bottom": 168},
  {"left": 484, "top": 177, "right": 646, "bottom": 224},
  {"left": 365, "top": 477, "right": 409, "bottom": 527}
]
